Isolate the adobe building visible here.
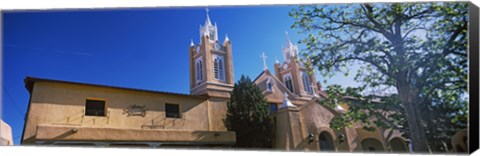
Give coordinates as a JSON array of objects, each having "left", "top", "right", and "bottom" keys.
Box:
[
  {"left": 21, "top": 10, "right": 410, "bottom": 152},
  {"left": 21, "top": 11, "right": 235, "bottom": 148},
  {"left": 1, "top": 120, "right": 14, "bottom": 145},
  {"left": 253, "top": 33, "right": 409, "bottom": 152}
]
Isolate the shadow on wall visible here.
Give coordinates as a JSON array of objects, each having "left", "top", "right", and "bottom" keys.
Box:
[
  {"left": 191, "top": 131, "right": 235, "bottom": 146},
  {"left": 140, "top": 116, "right": 186, "bottom": 130},
  {"left": 51, "top": 109, "right": 111, "bottom": 126},
  {"left": 389, "top": 137, "right": 408, "bottom": 153}
]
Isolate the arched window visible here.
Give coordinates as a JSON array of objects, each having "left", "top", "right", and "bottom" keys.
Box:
[
  {"left": 195, "top": 57, "right": 203, "bottom": 82},
  {"left": 266, "top": 77, "right": 274, "bottom": 92},
  {"left": 284, "top": 74, "right": 294, "bottom": 93},
  {"left": 302, "top": 72, "right": 312, "bottom": 94},
  {"left": 209, "top": 30, "right": 216, "bottom": 41},
  {"left": 219, "top": 59, "right": 224, "bottom": 80},
  {"left": 213, "top": 55, "right": 225, "bottom": 81}
]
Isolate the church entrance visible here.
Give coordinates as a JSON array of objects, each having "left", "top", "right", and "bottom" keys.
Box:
[
  {"left": 361, "top": 138, "right": 384, "bottom": 152},
  {"left": 318, "top": 131, "right": 335, "bottom": 151},
  {"left": 389, "top": 138, "right": 407, "bottom": 152}
]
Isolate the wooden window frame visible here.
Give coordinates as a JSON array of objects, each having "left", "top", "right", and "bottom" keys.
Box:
[
  {"left": 85, "top": 98, "right": 107, "bottom": 117},
  {"left": 165, "top": 103, "right": 181, "bottom": 118}
]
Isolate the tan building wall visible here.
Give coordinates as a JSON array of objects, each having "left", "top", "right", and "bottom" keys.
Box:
[
  {"left": 1, "top": 120, "right": 14, "bottom": 145},
  {"left": 21, "top": 78, "right": 235, "bottom": 146}
]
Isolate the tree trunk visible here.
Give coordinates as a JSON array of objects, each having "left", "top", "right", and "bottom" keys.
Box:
[{"left": 396, "top": 77, "right": 430, "bottom": 152}]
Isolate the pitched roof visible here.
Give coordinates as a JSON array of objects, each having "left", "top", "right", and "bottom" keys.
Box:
[
  {"left": 253, "top": 70, "right": 298, "bottom": 98},
  {"left": 253, "top": 69, "right": 328, "bottom": 99}
]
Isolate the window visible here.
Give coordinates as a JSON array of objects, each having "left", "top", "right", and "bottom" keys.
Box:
[
  {"left": 284, "top": 74, "right": 294, "bottom": 93},
  {"left": 85, "top": 99, "right": 105, "bottom": 116},
  {"left": 165, "top": 103, "right": 180, "bottom": 118},
  {"left": 269, "top": 103, "right": 278, "bottom": 114},
  {"left": 219, "top": 59, "right": 224, "bottom": 80},
  {"left": 209, "top": 31, "right": 215, "bottom": 41},
  {"left": 302, "top": 72, "right": 313, "bottom": 94},
  {"left": 213, "top": 55, "right": 225, "bottom": 81},
  {"left": 266, "top": 77, "right": 274, "bottom": 92},
  {"left": 196, "top": 57, "right": 203, "bottom": 82}
]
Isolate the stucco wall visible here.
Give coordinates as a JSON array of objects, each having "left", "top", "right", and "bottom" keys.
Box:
[
  {"left": 207, "top": 97, "right": 228, "bottom": 131},
  {"left": 35, "top": 124, "right": 235, "bottom": 143},
  {"left": 1, "top": 120, "right": 13, "bottom": 145},
  {"left": 23, "top": 81, "right": 217, "bottom": 143}
]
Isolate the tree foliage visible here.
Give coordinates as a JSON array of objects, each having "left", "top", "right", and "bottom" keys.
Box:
[
  {"left": 290, "top": 2, "right": 468, "bottom": 152},
  {"left": 225, "top": 75, "right": 272, "bottom": 148}
]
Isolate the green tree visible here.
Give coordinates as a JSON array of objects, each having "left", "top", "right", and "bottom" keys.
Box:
[
  {"left": 290, "top": 2, "right": 468, "bottom": 152},
  {"left": 225, "top": 75, "right": 272, "bottom": 148}
]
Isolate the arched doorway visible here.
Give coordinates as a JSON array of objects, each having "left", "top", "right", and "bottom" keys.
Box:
[
  {"left": 318, "top": 131, "right": 335, "bottom": 151},
  {"left": 389, "top": 138, "right": 407, "bottom": 152},
  {"left": 361, "top": 138, "right": 384, "bottom": 152}
]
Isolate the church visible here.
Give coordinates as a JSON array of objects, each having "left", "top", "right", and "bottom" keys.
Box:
[{"left": 21, "top": 10, "right": 415, "bottom": 152}]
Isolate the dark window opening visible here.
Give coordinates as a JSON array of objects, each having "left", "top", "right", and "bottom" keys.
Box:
[
  {"left": 165, "top": 104, "right": 180, "bottom": 118},
  {"left": 269, "top": 103, "right": 278, "bottom": 114},
  {"left": 85, "top": 99, "right": 105, "bottom": 116},
  {"left": 285, "top": 76, "right": 294, "bottom": 93}
]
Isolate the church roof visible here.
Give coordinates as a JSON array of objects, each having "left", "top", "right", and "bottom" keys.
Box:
[
  {"left": 253, "top": 69, "right": 328, "bottom": 99},
  {"left": 24, "top": 76, "right": 207, "bottom": 99}
]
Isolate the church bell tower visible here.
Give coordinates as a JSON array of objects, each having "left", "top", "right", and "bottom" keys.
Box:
[
  {"left": 189, "top": 9, "right": 234, "bottom": 99},
  {"left": 274, "top": 32, "right": 319, "bottom": 97}
]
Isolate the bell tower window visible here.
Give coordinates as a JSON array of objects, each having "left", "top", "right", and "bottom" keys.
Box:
[
  {"left": 284, "top": 74, "right": 294, "bottom": 93},
  {"left": 302, "top": 72, "right": 313, "bottom": 94},
  {"left": 195, "top": 57, "right": 203, "bottom": 82},
  {"left": 210, "top": 31, "right": 216, "bottom": 41},
  {"left": 213, "top": 55, "right": 225, "bottom": 81}
]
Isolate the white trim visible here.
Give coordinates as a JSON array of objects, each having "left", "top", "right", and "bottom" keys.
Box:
[
  {"left": 190, "top": 83, "right": 234, "bottom": 95},
  {"left": 205, "top": 81, "right": 233, "bottom": 87},
  {"left": 190, "top": 81, "right": 234, "bottom": 94},
  {"left": 280, "top": 92, "right": 296, "bottom": 109},
  {"left": 190, "top": 81, "right": 207, "bottom": 91}
]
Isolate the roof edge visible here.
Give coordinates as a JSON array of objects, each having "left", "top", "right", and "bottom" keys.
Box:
[{"left": 23, "top": 76, "right": 207, "bottom": 100}]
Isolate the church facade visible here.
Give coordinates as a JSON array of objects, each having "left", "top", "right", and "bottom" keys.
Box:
[
  {"left": 253, "top": 33, "right": 408, "bottom": 152},
  {"left": 21, "top": 11, "right": 411, "bottom": 152}
]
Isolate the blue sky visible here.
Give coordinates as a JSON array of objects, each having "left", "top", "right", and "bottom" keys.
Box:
[{"left": 2, "top": 5, "right": 361, "bottom": 145}]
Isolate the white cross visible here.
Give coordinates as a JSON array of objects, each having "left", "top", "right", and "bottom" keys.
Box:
[
  {"left": 206, "top": 8, "right": 209, "bottom": 14},
  {"left": 260, "top": 52, "right": 268, "bottom": 70}
]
